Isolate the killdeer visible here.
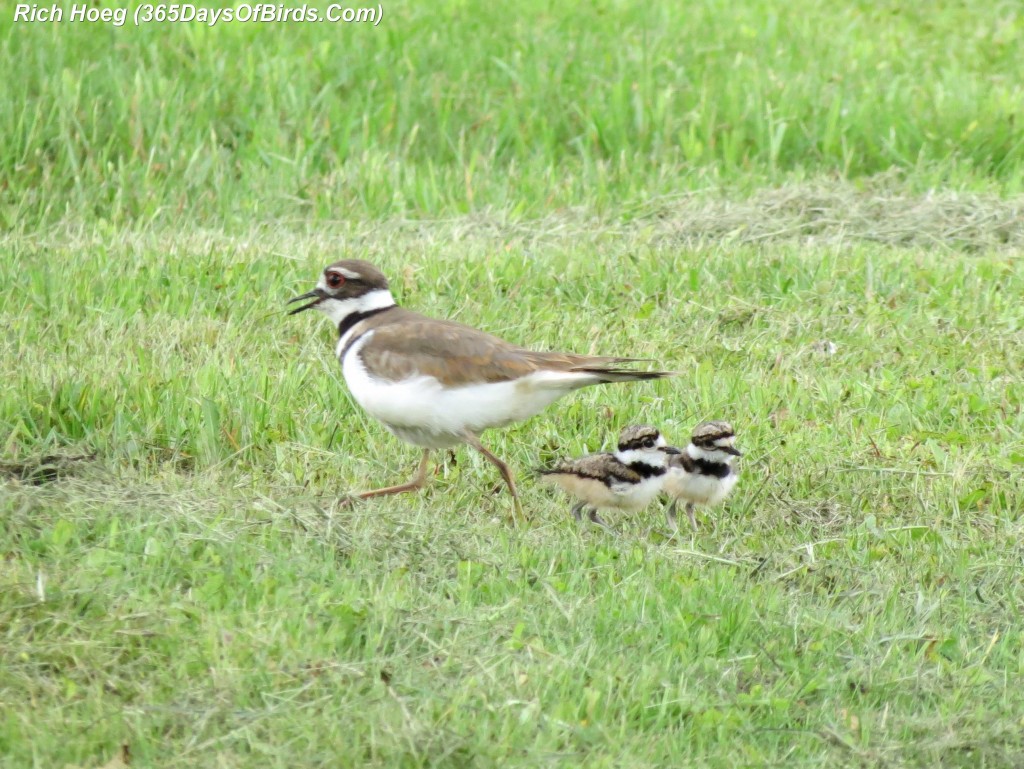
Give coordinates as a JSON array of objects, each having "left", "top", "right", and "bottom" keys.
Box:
[
  {"left": 288, "top": 260, "right": 674, "bottom": 515},
  {"left": 537, "top": 425, "right": 680, "bottom": 527},
  {"left": 663, "top": 420, "right": 741, "bottom": 531}
]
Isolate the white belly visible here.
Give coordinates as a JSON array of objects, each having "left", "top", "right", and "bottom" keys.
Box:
[
  {"left": 610, "top": 474, "right": 669, "bottom": 511},
  {"left": 544, "top": 472, "right": 666, "bottom": 512},
  {"left": 341, "top": 333, "right": 583, "bottom": 448},
  {"left": 663, "top": 468, "right": 738, "bottom": 507}
]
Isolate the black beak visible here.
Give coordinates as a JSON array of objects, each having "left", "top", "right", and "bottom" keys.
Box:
[
  {"left": 662, "top": 446, "right": 682, "bottom": 455},
  {"left": 287, "top": 289, "right": 324, "bottom": 315},
  {"left": 721, "top": 446, "right": 743, "bottom": 457}
]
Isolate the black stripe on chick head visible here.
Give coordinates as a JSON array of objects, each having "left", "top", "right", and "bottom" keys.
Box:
[{"left": 617, "top": 424, "right": 662, "bottom": 452}]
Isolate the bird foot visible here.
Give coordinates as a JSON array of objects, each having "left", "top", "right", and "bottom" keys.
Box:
[{"left": 335, "top": 493, "right": 361, "bottom": 511}]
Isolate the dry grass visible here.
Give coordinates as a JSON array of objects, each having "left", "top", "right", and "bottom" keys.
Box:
[
  {"left": 6, "top": 178, "right": 1024, "bottom": 258},
  {"left": 649, "top": 178, "right": 1024, "bottom": 251}
]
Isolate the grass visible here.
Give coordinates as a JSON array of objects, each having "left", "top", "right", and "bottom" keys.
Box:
[
  {"left": 2, "top": 0, "right": 1024, "bottom": 230},
  {"left": 3, "top": 223, "right": 1024, "bottom": 767},
  {"left": 3, "top": 1, "right": 1024, "bottom": 766}
]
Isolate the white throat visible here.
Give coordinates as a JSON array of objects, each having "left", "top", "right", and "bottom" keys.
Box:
[
  {"left": 316, "top": 288, "right": 396, "bottom": 328},
  {"left": 615, "top": 448, "right": 668, "bottom": 468},
  {"left": 686, "top": 444, "right": 734, "bottom": 464}
]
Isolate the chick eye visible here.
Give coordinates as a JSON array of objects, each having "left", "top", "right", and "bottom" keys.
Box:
[
  {"left": 326, "top": 272, "right": 345, "bottom": 288},
  {"left": 643, "top": 438, "right": 655, "bottom": 448}
]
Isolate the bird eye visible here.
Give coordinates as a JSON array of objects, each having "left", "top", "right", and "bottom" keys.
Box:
[
  {"left": 326, "top": 271, "right": 345, "bottom": 288},
  {"left": 643, "top": 438, "right": 655, "bottom": 448}
]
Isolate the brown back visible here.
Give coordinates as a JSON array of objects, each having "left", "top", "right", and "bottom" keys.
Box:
[{"left": 358, "top": 307, "right": 660, "bottom": 386}]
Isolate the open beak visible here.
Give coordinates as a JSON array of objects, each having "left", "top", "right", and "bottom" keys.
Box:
[
  {"left": 662, "top": 446, "right": 682, "bottom": 455},
  {"left": 721, "top": 446, "right": 743, "bottom": 457},
  {"left": 287, "top": 289, "right": 324, "bottom": 315}
]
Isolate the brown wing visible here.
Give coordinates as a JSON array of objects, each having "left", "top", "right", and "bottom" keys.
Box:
[
  {"left": 542, "top": 453, "right": 643, "bottom": 486},
  {"left": 360, "top": 309, "right": 667, "bottom": 386}
]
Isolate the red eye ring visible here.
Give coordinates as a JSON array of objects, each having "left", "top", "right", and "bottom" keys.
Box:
[{"left": 326, "top": 271, "right": 345, "bottom": 288}]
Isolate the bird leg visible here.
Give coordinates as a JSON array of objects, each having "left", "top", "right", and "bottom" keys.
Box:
[
  {"left": 571, "top": 503, "right": 610, "bottom": 529},
  {"left": 341, "top": 449, "right": 432, "bottom": 505},
  {"left": 571, "top": 501, "right": 587, "bottom": 522},
  {"left": 462, "top": 431, "right": 525, "bottom": 521},
  {"left": 666, "top": 499, "right": 699, "bottom": 532},
  {"left": 685, "top": 502, "right": 698, "bottom": 531},
  {"left": 666, "top": 499, "right": 679, "bottom": 532}
]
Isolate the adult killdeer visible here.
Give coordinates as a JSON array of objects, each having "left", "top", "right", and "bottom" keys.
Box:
[
  {"left": 537, "top": 425, "right": 680, "bottom": 527},
  {"left": 663, "top": 420, "right": 741, "bottom": 531},
  {"left": 288, "top": 260, "right": 674, "bottom": 514}
]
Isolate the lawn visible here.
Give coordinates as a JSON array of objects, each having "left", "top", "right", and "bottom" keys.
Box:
[{"left": 2, "top": 1, "right": 1024, "bottom": 767}]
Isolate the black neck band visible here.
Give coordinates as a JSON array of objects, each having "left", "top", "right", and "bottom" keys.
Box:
[
  {"left": 692, "top": 458, "right": 732, "bottom": 479},
  {"left": 628, "top": 462, "right": 666, "bottom": 479},
  {"left": 337, "top": 305, "right": 393, "bottom": 340}
]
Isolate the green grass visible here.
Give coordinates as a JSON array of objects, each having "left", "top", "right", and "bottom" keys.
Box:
[
  {"left": 3, "top": 1, "right": 1024, "bottom": 766},
  {"left": 2, "top": 0, "right": 1024, "bottom": 230},
  {"left": 3, "top": 225, "right": 1024, "bottom": 767}
]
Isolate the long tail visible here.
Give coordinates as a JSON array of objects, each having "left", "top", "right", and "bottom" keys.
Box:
[{"left": 571, "top": 366, "right": 678, "bottom": 383}]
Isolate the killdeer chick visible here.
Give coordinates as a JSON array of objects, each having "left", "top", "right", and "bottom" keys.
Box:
[
  {"left": 288, "top": 260, "right": 674, "bottom": 516},
  {"left": 663, "top": 420, "right": 741, "bottom": 531},
  {"left": 537, "top": 425, "right": 681, "bottom": 527}
]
